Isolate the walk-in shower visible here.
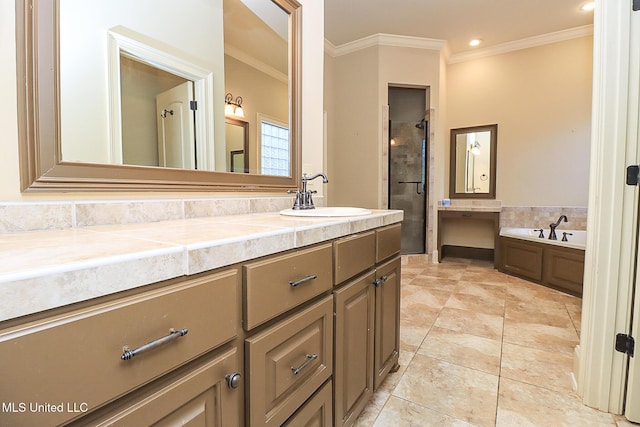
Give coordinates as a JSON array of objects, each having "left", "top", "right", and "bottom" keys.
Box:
[{"left": 388, "top": 87, "right": 428, "bottom": 254}]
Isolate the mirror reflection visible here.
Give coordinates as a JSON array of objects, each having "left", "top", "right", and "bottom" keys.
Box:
[
  {"left": 58, "top": 0, "right": 290, "bottom": 176},
  {"left": 449, "top": 124, "right": 497, "bottom": 199}
]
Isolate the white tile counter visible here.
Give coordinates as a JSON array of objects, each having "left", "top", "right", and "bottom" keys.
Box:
[{"left": 0, "top": 210, "right": 403, "bottom": 321}]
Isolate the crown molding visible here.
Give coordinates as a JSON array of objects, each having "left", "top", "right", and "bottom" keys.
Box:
[
  {"left": 224, "top": 44, "right": 288, "bottom": 83},
  {"left": 324, "top": 25, "right": 594, "bottom": 63},
  {"left": 325, "top": 33, "right": 446, "bottom": 58},
  {"left": 447, "top": 25, "right": 594, "bottom": 64}
]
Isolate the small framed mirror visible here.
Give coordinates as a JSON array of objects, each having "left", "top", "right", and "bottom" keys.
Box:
[{"left": 449, "top": 124, "right": 497, "bottom": 199}]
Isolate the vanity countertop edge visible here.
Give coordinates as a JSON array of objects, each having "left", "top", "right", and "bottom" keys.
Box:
[{"left": 0, "top": 209, "right": 403, "bottom": 322}]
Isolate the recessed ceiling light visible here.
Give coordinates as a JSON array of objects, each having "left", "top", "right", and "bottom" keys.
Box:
[
  {"left": 469, "top": 39, "right": 482, "bottom": 47},
  {"left": 581, "top": 2, "right": 595, "bottom": 11}
]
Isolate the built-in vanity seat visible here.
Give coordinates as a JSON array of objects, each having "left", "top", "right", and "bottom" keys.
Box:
[
  {"left": 0, "top": 209, "right": 402, "bottom": 427},
  {"left": 437, "top": 202, "right": 501, "bottom": 266}
]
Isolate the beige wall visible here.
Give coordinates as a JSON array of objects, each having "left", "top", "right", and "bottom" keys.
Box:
[
  {"left": 224, "top": 55, "right": 288, "bottom": 174},
  {"left": 325, "top": 45, "right": 443, "bottom": 209},
  {"left": 447, "top": 36, "right": 593, "bottom": 206},
  {"left": 325, "top": 47, "right": 380, "bottom": 208},
  {"left": 0, "top": 0, "right": 324, "bottom": 201}
]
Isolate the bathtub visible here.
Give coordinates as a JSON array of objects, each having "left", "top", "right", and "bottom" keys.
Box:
[
  {"left": 499, "top": 227, "right": 586, "bottom": 250},
  {"left": 499, "top": 227, "right": 586, "bottom": 296}
]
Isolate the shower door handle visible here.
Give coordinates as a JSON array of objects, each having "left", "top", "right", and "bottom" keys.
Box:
[{"left": 398, "top": 181, "right": 424, "bottom": 195}]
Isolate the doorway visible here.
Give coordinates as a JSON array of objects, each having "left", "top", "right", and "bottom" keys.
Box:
[{"left": 388, "top": 86, "right": 428, "bottom": 254}]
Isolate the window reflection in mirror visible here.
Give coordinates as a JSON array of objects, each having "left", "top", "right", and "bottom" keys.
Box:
[{"left": 449, "top": 124, "right": 497, "bottom": 199}]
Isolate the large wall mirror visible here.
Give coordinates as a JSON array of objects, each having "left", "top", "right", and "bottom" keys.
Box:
[
  {"left": 449, "top": 124, "right": 497, "bottom": 199},
  {"left": 16, "top": 0, "right": 301, "bottom": 191}
]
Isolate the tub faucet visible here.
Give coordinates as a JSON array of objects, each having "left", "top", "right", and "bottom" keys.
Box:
[
  {"left": 549, "top": 215, "right": 568, "bottom": 240},
  {"left": 288, "top": 173, "right": 328, "bottom": 210}
]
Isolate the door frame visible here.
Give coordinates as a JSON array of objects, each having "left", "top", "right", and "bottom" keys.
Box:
[
  {"left": 577, "top": 0, "right": 639, "bottom": 415},
  {"left": 106, "top": 28, "right": 215, "bottom": 170}
]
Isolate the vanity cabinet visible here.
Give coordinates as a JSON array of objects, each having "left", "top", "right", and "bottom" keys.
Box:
[
  {"left": 333, "top": 224, "right": 401, "bottom": 427},
  {"left": 0, "top": 269, "right": 243, "bottom": 427},
  {"left": 0, "top": 220, "right": 402, "bottom": 427}
]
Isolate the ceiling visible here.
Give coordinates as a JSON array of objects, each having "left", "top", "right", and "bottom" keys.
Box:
[{"left": 324, "top": 0, "right": 594, "bottom": 56}]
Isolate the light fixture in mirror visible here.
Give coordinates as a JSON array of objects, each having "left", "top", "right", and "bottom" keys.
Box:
[
  {"left": 449, "top": 124, "right": 497, "bottom": 199},
  {"left": 16, "top": 0, "right": 301, "bottom": 191}
]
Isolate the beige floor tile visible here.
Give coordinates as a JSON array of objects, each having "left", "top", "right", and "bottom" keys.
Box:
[
  {"left": 500, "top": 342, "right": 574, "bottom": 393},
  {"left": 503, "top": 317, "right": 579, "bottom": 354},
  {"left": 566, "top": 301, "right": 582, "bottom": 334},
  {"left": 375, "top": 350, "right": 414, "bottom": 394},
  {"left": 410, "top": 275, "right": 460, "bottom": 292},
  {"left": 356, "top": 258, "right": 597, "bottom": 427},
  {"left": 393, "top": 354, "right": 499, "bottom": 426},
  {"left": 400, "top": 325, "right": 430, "bottom": 352},
  {"left": 435, "top": 307, "right": 504, "bottom": 341},
  {"left": 454, "top": 280, "right": 507, "bottom": 300},
  {"left": 504, "top": 299, "right": 574, "bottom": 328},
  {"left": 496, "top": 377, "right": 616, "bottom": 426},
  {"left": 402, "top": 284, "right": 452, "bottom": 311},
  {"left": 418, "top": 326, "right": 502, "bottom": 375},
  {"left": 373, "top": 396, "right": 474, "bottom": 426},
  {"left": 445, "top": 292, "right": 506, "bottom": 317},
  {"left": 353, "top": 390, "right": 390, "bottom": 427}
]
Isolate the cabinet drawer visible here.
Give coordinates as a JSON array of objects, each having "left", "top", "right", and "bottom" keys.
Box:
[
  {"left": 0, "top": 269, "right": 239, "bottom": 427},
  {"left": 244, "top": 243, "right": 333, "bottom": 331},
  {"left": 283, "top": 380, "right": 332, "bottom": 427},
  {"left": 376, "top": 224, "right": 401, "bottom": 263},
  {"left": 334, "top": 232, "right": 376, "bottom": 285},
  {"left": 70, "top": 346, "right": 243, "bottom": 427},
  {"left": 246, "top": 295, "right": 333, "bottom": 427}
]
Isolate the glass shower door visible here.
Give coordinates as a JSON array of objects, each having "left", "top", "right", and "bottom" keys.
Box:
[{"left": 389, "top": 120, "right": 427, "bottom": 254}]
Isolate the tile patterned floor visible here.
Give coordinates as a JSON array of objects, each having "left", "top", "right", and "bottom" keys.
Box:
[{"left": 354, "top": 256, "right": 620, "bottom": 427}]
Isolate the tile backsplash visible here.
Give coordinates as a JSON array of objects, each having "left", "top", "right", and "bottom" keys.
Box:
[
  {"left": 500, "top": 206, "right": 588, "bottom": 230},
  {"left": 0, "top": 196, "right": 306, "bottom": 234}
]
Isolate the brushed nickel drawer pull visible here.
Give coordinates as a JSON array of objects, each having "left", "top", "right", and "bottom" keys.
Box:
[
  {"left": 121, "top": 328, "right": 188, "bottom": 361},
  {"left": 291, "top": 353, "right": 318, "bottom": 375},
  {"left": 289, "top": 274, "right": 318, "bottom": 287}
]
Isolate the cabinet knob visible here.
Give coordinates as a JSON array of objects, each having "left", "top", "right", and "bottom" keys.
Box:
[{"left": 226, "top": 372, "right": 242, "bottom": 389}]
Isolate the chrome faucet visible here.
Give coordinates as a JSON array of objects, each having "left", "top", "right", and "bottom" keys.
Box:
[
  {"left": 288, "top": 173, "right": 328, "bottom": 210},
  {"left": 549, "top": 215, "right": 568, "bottom": 240}
]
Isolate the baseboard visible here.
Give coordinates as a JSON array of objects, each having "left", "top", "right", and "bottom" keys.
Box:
[{"left": 441, "top": 245, "right": 493, "bottom": 261}]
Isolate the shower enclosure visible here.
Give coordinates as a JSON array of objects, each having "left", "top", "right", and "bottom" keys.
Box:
[{"left": 388, "top": 87, "right": 428, "bottom": 254}]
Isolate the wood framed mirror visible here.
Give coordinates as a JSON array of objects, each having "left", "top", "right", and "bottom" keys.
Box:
[
  {"left": 449, "top": 124, "right": 497, "bottom": 199},
  {"left": 15, "top": 0, "right": 301, "bottom": 192}
]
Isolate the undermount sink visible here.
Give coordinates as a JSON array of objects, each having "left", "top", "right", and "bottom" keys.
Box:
[{"left": 279, "top": 207, "right": 372, "bottom": 217}]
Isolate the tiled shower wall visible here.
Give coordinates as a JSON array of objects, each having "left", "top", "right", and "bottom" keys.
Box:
[
  {"left": 0, "top": 196, "right": 305, "bottom": 234},
  {"left": 500, "top": 206, "right": 588, "bottom": 230}
]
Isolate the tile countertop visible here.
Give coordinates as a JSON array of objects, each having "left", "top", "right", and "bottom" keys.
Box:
[
  {"left": 0, "top": 209, "right": 403, "bottom": 322},
  {"left": 438, "top": 206, "right": 502, "bottom": 212}
]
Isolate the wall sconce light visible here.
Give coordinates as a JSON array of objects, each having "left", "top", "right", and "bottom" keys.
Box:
[
  {"left": 470, "top": 141, "right": 481, "bottom": 155},
  {"left": 225, "top": 93, "right": 244, "bottom": 118}
]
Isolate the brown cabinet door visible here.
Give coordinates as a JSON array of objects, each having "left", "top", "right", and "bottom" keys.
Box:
[
  {"left": 72, "top": 346, "right": 244, "bottom": 427},
  {"left": 374, "top": 256, "right": 401, "bottom": 390},
  {"left": 500, "top": 237, "right": 543, "bottom": 281},
  {"left": 543, "top": 247, "right": 584, "bottom": 295},
  {"left": 334, "top": 272, "right": 375, "bottom": 427}
]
